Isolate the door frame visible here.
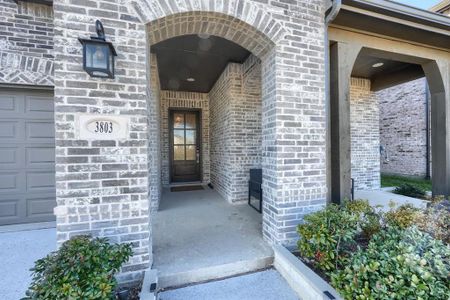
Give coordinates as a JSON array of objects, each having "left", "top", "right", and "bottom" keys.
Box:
[{"left": 168, "top": 108, "right": 203, "bottom": 183}]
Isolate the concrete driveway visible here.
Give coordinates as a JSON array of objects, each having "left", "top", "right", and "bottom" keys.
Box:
[{"left": 0, "top": 227, "right": 56, "bottom": 300}]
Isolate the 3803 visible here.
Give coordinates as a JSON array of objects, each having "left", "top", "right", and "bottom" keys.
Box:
[{"left": 94, "top": 121, "right": 113, "bottom": 133}]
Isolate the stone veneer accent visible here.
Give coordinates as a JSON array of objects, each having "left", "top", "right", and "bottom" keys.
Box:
[
  {"left": 0, "top": 0, "right": 53, "bottom": 85},
  {"left": 350, "top": 78, "right": 381, "bottom": 191},
  {"left": 377, "top": 78, "right": 430, "bottom": 177},
  {"left": 209, "top": 55, "right": 262, "bottom": 203},
  {"left": 160, "top": 90, "right": 210, "bottom": 186}
]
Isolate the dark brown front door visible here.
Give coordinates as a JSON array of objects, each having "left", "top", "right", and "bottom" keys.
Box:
[{"left": 170, "top": 110, "right": 201, "bottom": 182}]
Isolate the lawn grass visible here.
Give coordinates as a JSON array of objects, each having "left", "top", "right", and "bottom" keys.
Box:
[{"left": 381, "top": 174, "right": 432, "bottom": 191}]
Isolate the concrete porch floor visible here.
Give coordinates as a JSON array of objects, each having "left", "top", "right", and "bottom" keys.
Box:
[{"left": 153, "top": 187, "right": 273, "bottom": 288}]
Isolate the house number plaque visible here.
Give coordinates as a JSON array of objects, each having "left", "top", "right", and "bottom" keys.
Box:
[{"left": 77, "top": 114, "right": 129, "bottom": 140}]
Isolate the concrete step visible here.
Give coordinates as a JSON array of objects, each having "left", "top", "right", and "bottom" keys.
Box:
[{"left": 157, "top": 255, "right": 274, "bottom": 289}]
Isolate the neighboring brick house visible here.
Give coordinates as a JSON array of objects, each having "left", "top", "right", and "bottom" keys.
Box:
[
  {"left": 1, "top": 0, "right": 450, "bottom": 284},
  {"left": 377, "top": 78, "right": 430, "bottom": 178}
]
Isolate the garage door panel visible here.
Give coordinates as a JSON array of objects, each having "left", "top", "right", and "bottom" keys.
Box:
[
  {"left": 27, "top": 171, "right": 55, "bottom": 192},
  {"left": 0, "top": 172, "right": 21, "bottom": 193},
  {"left": 26, "top": 121, "right": 55, "bottom": 141},
  {"left": 0, "top": 94, "right": 23, "bottom": 117},
  {"left": 0, "top": 198, "right": 19, "bottom": 218},
  {"left": 0, "top": 147, "right": 19, "bottom": 168},
  {"left": 26, "top": 146, "right": 55, "bottom": 169},
  {"left": 25, "top": 96, "right": 54, "bottom": 119},
  {"left": 0, "top": 121, "right": 20, "bottom": 139},
  {"left": 27, "top": 195, "right": 56, "bottom": 218}
]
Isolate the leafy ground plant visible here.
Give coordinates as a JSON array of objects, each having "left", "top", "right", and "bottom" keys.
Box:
[
  {"left": 331, "top": 227, "right": 450, "bottom": 300},
  {"left": 416, "top": 199, "right": 450, "bottom": 244},
  {"left": 297, "top": 200, "right": 375, "bottom": 273},
  {"left": 384, "top": 203, "right": 420, "bottom": 228},
  {"left": 23, "top": 235, "right": 132, "bottom": 300},
  {"left": 297, "top": 200, "right": 450, "bottom": 300}
]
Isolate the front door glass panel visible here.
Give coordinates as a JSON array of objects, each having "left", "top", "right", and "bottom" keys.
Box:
[{"left": 170, "top": 110, "right": 201, "bottom": 182}]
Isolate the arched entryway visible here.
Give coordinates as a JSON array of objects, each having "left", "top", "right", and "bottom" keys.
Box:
[{"left": 145, "top": 10, "right": 279, "bottom": 288}]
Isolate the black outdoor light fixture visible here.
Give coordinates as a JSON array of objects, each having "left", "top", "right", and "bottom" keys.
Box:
[{"left": 78, "top": 20, "right": 117, "bottom": 79}]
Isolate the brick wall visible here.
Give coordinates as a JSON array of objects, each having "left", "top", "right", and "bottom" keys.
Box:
[
  {"left": 209, "top": 63, "right": 242, "bottom": 202},
  {"left": 350, "top": 78, "right": 381, "bottom": 191},
  {"left": 233, "top": 55, "right": 262, "bottom": 201},
  {"left": 149, "top": 53, "right": 161, "bottom": 212},
  {"left": 377, "top": 78, "right": 429, "bottom": 177},
  {"left": 160, "top": 90, "right": 210, "bottom": 186},
  {"left": 0, "top": 0, "right": 53, "bottom": 85},
  {"left": 209, "top": 55, "right": 262, "bottom": 203}
]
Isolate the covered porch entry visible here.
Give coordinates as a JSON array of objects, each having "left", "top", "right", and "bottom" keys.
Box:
[{"left": 148, "top": 15, "right": 274, "bottom": 288}]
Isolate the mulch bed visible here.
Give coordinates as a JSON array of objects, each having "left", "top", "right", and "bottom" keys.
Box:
[{"left": 116, "top": 282, "right": 142, "bottom": 300}]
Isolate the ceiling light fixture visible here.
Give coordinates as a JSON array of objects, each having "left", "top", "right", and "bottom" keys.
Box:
[
  {"left": 186, "top": 77, "right": 195, "bottom": 82},
  {"left": 372, "top": 62, "right": 384, "bottom": 68},
  {"left": 198, "top": 33, "right": 210, "bottom": 39}
]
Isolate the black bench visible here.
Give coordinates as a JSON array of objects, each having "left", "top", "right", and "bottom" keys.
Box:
[{"left": 248, "top": 169, "right": 262, "bottom": 213}]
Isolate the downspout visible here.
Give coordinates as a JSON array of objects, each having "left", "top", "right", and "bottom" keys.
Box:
[
  {"left": 425, "top": 81, "right": 431, "bottom": 179},
  {"left": 325, "top": 0, "right": 342, "bottom": 203},
  {"left": 325, "top": 0, "right": 342, "bottom": 24}
]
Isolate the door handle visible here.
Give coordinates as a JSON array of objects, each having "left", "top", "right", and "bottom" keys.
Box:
[{"left": 196, "top": 148, "right": 200, "bottom": 163}]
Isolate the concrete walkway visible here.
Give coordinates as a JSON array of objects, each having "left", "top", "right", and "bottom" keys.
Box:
[
  {"left": 356, "top": 188, "right": 428, "bottom": 210},
  {"left": 153, "top": 188, "right": 273, "bottom": 288},
  {"left": 0, "top": 227, "right": 56, "bottom": 300},
  {"left": 159, "top": 269, "right": 299, "bottom": 300}
]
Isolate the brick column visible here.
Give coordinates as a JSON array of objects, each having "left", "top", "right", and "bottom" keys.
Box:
[
  {"left": 261, "top": 0, "right": 330, "bottom": 247},
  {"left": 53, "top": 0, "right": 151, "bottom": 283}
]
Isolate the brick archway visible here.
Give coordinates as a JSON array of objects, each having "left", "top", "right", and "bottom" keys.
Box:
[
  {"left": 130, "top": 0, "right": 289, "bottom": 57},
  {"left": 143, "top": 7, "right": 281, "bottom": 236},
  {"left": 146, "top": 12, "right": 278, "bottom": 58}
]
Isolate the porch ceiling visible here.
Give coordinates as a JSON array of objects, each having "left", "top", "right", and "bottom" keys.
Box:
[
  {"left": 151, "top": 35, "right": 251, "bottom": 93},
  {"left": 352, "top": 54, "right": 425, "bottom": 91}
]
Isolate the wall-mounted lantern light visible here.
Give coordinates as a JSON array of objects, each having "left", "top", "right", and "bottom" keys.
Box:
[{"left": 78, "top": 20, "right": 117, "bottom": 79}]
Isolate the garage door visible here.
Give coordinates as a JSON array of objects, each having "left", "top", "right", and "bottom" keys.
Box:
[{"left": 0, "top": 89, "right": 56, "bottom": 225}]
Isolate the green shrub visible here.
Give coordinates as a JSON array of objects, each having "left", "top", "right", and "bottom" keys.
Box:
[
  {"left": 416, "top": 200, "right": 450, "bottom": 244},
  {"left": 345, "top": 199, "right": 383, "bottom": 238},
  {"left": 384, "top": 204, "right": 420, "bottom": 229},
  {"left": 331, "top": 227, "right": 450, "bottom": 300},
  {"left": 297, "top": 200, "right": 374, "bottom": 273},
  {"left": 24, "top": 235, "right": 132, "bottom": 300},
  {"left": 394, "top": 183, "right": 427, "bottom": 199}
]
